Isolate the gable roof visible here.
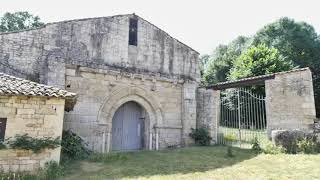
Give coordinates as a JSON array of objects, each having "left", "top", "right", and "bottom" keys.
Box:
[{"left": 0, "top": 14, "right": 199, "bottom": 55}]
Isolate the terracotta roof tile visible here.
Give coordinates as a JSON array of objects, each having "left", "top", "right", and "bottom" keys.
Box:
[{"left": 0, "top": 73, "right": 76, "bottom": 99}]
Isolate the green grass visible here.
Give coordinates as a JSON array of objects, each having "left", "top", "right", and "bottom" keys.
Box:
[
  {"left": 61, "top": 146, "right": 320, "bottom": 180},
  {"left": 218, "top": 127, "right": 269, "bottom": 148}
]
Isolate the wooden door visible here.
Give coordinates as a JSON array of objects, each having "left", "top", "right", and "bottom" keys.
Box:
[{"left": 112, "top": 102, "right": 143, "bottom": 151}]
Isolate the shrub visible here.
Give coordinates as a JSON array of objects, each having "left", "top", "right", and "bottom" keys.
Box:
[
  {"left": 0, "top": 141, "right": 6, "bottom": 150},
  {"left": 224, "top": 133, "right": 237, "bottom": 143},
  {"left": 41, "top": 161, "right": 65, "bottom": 180},
  {"left": 297, "top": 134, "right": 320, "bottom": 154},
  {"left": 251, "top": 137, "right": 262, "bottom": 153},
  {"left": 273, "top": 130, "right": 304, "bottom": 154},
  {"left": 189, "top": 127, "right": 212, "bottom": 146},
  {"left": 263, "top": 142, "right": 285, "bottom": 154},
  {"left": 89, "top": 153, "right": 128, "bottom": 163},
  {"left": 6, "top": 134, "right": 60, "bottom": 153},
  {"left": 61, "top": 130, "right": 91, "bottom": 160},
  {"left": 298, "top": 138, "right": 316, "bottom": 154}
]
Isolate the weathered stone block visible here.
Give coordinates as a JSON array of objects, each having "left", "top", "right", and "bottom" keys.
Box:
[{"left": 17, "top": 109, "right": 35, "bottom": 115}]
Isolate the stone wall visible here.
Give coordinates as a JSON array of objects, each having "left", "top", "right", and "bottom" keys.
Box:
[
  {"left": 196, "top": 88, "right": 220, "bottom": 143},
  {"left": 0, "top": 14, "right": 200, "bottom": 152},
  {"left": 64, "top": 65, "right": 187, "bottom": 151},
  {"left": 181, "top": 82, "right": 197, "bottom": 145},
  {"left": 0, "top": 14, "right": 200, "bottom": 86},
  {"left": 265, "top": 69, "right": 316, "bottom": 137},
  {"left": 0, "top": 96, "right": 65, "bottom": 172}
]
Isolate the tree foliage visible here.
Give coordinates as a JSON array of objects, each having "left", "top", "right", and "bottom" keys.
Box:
[
  {"left": 199, "top": 54, "right": 210, "bottom": 77},
  {"left": 202, "top": 36, "right": 251, "bottom": 85},
  {"left": 203, "top": 17, "right": 320, "bottom": 117},
  {"left": 253, "top": 17, "right": 320, "bottom": 68},
  {"left": 0, "top": 11, "right": 44, "bottom": 32},
  {"left": 229, "top": 44, "right": 294, "bottom": 80}
]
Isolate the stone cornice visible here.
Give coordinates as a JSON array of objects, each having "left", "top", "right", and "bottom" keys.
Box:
[{"left": 66, "top": 64, "right": 194, "bottom": 84}]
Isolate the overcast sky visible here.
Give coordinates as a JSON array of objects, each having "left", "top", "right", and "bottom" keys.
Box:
[{"left": 1, "top": 0, "right": 320, "bottom": 55}]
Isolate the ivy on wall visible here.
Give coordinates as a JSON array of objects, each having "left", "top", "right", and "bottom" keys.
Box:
[{"left": 1, "top": 134, "right": 60, "bottom": 153}]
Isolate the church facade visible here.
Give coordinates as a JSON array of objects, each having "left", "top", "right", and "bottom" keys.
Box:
[{"left": 0, "top": 14, "right": 200, "bottom": 152}]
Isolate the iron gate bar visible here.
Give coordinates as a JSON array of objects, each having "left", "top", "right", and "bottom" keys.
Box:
[
  {"left": 219, "top": 87, "right": 267, "bottom": 147},
  {"left": 237, "top": 89, "right": 241, "bottom": 147}
]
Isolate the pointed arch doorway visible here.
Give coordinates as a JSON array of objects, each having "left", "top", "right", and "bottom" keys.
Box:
[{"left": 112, "top": 101, "right": 146, "bottom": 151}]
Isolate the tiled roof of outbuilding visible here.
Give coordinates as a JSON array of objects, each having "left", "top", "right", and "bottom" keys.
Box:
[
  {"left": 205, "top": 68, "right": 310, "bottom": 90},
  {"left": 0, "top": 72, "right": 76, "bottom": 98}
]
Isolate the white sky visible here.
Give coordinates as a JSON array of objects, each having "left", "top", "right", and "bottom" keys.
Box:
[{"left": 1, "top": 0, "right": 320, "bottom": 55}]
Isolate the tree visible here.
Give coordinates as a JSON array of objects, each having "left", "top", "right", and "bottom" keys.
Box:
[
  {"left": 202, "top": 36, "right": 251, "bottom": 85},
  {"left": 253, "top": 17, "right": 320, "bottom": 117},
  {"left": 253, "top": 17, "right": 320, "bottom": 68},
  {"left": 229, "top": 44, "right": 294, "bottom": 80},
  {"left": 0, "top": 11, "right": 44, "bottom": 32},
  {"left": 199, "top": 54, "right": 210, "bottom": 77}
]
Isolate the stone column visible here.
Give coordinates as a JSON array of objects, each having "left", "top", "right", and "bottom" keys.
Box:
[
  {"left": 265, "top": 68, "right": 316, "bottom": 137},
  {"left": 181, "top": 81, "right": 197, "bottom": 146}
]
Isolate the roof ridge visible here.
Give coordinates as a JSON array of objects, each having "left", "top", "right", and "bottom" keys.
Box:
[{"left": 0, "top": 14, "right": 199, "bottom": 54}]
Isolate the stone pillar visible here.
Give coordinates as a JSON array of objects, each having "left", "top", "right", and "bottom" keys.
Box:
[
  {"left": 265, "top": 68, "right": 316, "bottom": 137},
  {"left": 196, "top": 88, "right": 220, "bottom": 144},
  {"left": 181, "top": 82, "right": 197, "bottom": 146}
]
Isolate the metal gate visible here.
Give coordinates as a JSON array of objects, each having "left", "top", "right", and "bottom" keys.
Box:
[{"left": 217, "top": 88, "right": 267, "bottom": 148}]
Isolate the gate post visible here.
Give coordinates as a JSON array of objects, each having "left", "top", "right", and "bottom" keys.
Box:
[
  {"left": 196, "top": 88, "right": 220, "bottom": 144},
  {"left": 265, "top": 68, "right": 316, "bottom": 137},
  {"left": 213, "top": 90, "right": 220, "bottom": 144}
]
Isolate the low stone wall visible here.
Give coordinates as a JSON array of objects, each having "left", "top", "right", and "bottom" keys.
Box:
[
  {"left": 0, "top": 149, "right": 60, "bottom": 172},
  {"left": 0, "top": 96, "right": 65, "bottom": 172}
]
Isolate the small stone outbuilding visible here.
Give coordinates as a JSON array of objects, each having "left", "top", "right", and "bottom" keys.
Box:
[{"left": 0, "top": 73, "right": 76, "bottom": 172}]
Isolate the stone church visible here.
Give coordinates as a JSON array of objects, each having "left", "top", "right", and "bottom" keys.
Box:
[
  {"left": 0, "top": 14, "right": 200, "bottom": 152},
  {"left": 0, "top": 13, "right": 317, "bottom": 154}
]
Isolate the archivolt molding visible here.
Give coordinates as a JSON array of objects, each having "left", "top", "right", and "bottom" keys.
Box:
[{"left": 96, "top": 86, "right": 163, "bottom": 129}]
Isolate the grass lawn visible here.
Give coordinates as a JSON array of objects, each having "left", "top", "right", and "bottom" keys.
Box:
[
  {"left": 62, "top": 146, "right": 320, "bottom": 180},
  {"left": 218, "top": 127, "right": 269, "bottom": 148}
]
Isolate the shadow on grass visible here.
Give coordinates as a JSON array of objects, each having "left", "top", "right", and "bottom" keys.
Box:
[{"left": 63, "top": 146, "right": 257, "bottom": 180}]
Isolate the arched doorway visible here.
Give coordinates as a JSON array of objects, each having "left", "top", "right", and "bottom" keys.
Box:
[{"left": 112, "top": 101, "right": 145, "bottom": 151}]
